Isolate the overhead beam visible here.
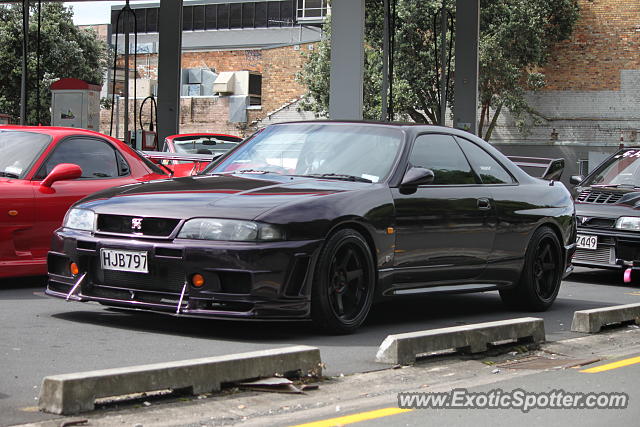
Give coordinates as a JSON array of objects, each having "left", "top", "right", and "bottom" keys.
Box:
[
  {"left": 329, "top": 0, "right": 365, "bottom": 121},
  {"left": 157, "top": 0, "right": 183, "bottom": 142},
  {"left": 454, "top": 0, "right": 480, "bottom": 135}
]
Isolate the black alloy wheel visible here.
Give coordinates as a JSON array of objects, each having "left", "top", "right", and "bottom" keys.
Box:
[
  {"left": 499, "top": 226, "right": 562, "bottom": 311},
  {"left": 531, "top": 235, "right": 561, "bottom": 301},
  {"left": 311, "top": 228, "right": 375, "bottom": 334}
]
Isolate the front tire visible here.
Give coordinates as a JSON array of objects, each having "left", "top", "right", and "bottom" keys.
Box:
[
  {"left": 500, "top": 226, "right": 563, "bottom": 311},
  {"left": 311, "top": 229, "right": 375, "bottom": 334}
]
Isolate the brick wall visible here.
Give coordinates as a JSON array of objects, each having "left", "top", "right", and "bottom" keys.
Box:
[
  {"left": 541, "top": 0, "right": 640, "bottom": 91},
  {"left": 100, "top": 96, "right": 245, "bottom": 141},
  {"left": 492, "top": 0, "right": 640, "bottom": 148},
  {"left": 102, "top": 43, "right": 312, "bottom": 137},
  {"left": 182, "top": 43, "right": 312, "bottom": 117}
]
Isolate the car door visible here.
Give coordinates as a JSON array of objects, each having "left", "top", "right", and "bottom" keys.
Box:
[
  {"left": 391, "top": 133, "right": 497, "bottom": 286},
  {"left": 454, "top": 136, "right": 519, "bottom": 270},
  {"left": 29, "top": 136, "right": 137, "bottom": 259}
]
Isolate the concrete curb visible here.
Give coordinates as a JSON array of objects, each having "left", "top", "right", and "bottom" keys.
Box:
[
  {"left": 375, "top": 317, "right": 545, "bottom": 365},
  {"left": 571, "top": 303, "right": 640, "bottom": 333},
  {"left": 38, "top": 345, "right": 322, "bottom": 415}
]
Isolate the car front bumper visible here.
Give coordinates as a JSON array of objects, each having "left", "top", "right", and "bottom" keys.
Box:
[
  {"left": 46, "top": 229, "right": 323, "bottom": 320},
  {"left": 573, "top": 226, "right": 640, "bottom": 269}
]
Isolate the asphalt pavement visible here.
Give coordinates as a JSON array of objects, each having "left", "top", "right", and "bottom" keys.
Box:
[{"left": 1, "top": 267, "right": 639, "bottom": 426}]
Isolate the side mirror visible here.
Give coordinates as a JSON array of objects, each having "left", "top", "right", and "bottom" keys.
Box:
[
  {"left": 570, "top": 175, "right": 584, "bottom": 185},
  {"left": 541, "top": 158, "right": 564, "bottom": 181},
  {"left": 401, "top": 167, "right": 435, "bottom": 187},
  {"left": 41, "top": 163, "right": 82, "bottom": 188}
]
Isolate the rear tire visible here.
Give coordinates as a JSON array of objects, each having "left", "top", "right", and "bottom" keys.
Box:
[
  {"left": 311, "top": 229, "right": 375, "bottom": 334},
  {"left": 500, "top": 226, "right": 562, "bottom": 311}
]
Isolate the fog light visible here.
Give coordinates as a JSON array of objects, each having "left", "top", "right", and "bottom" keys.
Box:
[
  {"left": 70, "top": 262, "right": 79, "bottom": 276},
  {"left": 191, "top": 273, "right": 205, "bottom": 287}
]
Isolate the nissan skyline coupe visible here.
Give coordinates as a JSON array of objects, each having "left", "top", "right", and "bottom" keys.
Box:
[{"left": 46, "top": 122, "right": 576, "bottom": 333}]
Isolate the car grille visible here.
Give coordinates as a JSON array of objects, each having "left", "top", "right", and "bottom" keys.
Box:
[
  {"left": 91, "top": 259, "right": 186, "bottom": 293},
  {"left": 97, "top": 214, "right": 180, "bottom": 237},
  {"left": 579, "top": 217, "right": 616, "bottom": 228},
  {"left": 574, "top": 236, "right": 616, "bottom": 265},
  {"left": 576, "top": 189, "right": 624, "bottom": 204},
  {"left": 574, "top": 247, "right": 615, "bottom": 265}
]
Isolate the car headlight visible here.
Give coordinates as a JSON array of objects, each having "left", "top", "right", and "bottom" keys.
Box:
[
  {"left": 177, "top": 218, "right": 284, "bottom": 241},
  {"left": 616, "top": 216, "right": 640, "bottom": 231},
  {"left": 63, "top": 208, "right": 95, "bottom": 231}
]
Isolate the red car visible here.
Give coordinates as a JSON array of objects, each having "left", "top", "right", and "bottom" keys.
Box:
[
  {"left": 1, "top": 125, "right": 170, "bottom": 278},
  {"left": 161, "top": 133, "right": 242, "bottom": 175}
]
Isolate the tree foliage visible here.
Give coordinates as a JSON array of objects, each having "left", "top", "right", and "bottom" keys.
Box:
[
  {"left": 0, "top": 3, "right": 109, "bottom": 125},
  {"left": 298, "top": 0, "right": 579, "bottom": 140}
]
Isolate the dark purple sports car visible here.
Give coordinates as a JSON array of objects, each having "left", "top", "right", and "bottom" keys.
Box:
[{"left": 46, "top": 121, "right": 576, "bottom": 333}]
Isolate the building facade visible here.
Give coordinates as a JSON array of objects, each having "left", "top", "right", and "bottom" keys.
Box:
[{"left": 104, "top": 0, "right": 326, "bottom": 137}]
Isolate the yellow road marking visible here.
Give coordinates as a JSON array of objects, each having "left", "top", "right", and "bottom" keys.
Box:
[
  {"left": 290, "top": 407, "right": 412, "bottom": 427},
  {"left": 624, "top": 291, "right": 640, "bottom": 296},
  {"left": 580, "top": 356, "right": 640, "bottom": 373}
]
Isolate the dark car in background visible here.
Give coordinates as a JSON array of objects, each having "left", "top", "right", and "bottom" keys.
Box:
[
  {"left": 572, "top": 147, "right": 640, "bottom": 271},
  {"left": 46, "top": 122, "right": 576, "bottom": 333}
]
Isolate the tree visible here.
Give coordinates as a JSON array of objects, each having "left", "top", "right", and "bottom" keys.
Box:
[
  {"left": 0, "top": 3, "right": 109, "bottom": 125},
  {"left": 298, "top": 0, "right": 579, "bottom": 141}
]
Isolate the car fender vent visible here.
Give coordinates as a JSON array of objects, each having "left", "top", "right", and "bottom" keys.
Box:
[
  {"left": 285, "top": 256, "right": 310, "bottom": 297},
  {"left": 577, "top": 189, "right": 624, "bottom": 204}
]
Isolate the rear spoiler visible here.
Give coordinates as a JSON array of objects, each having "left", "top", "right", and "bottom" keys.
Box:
[
  {"left": 508, "top": 156, "right": 565, "bottom": 181},
  {"left": 140, "top": 151, "right": 215, "bottom": 163}
]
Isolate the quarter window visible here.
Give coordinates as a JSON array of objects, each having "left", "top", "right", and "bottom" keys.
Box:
[
  {"left": 456, "top": 138, "right": 514, "bottom": 184},
  {"left": 36, "top": 138, "right": 126, "bottom": 180},
  {"left": 409, "top": 134, "right": 476, "bottom": 185}
]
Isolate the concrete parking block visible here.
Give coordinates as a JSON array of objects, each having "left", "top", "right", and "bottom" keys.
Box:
[
  {"left": 38, "top": 345, "right": 321, "bottom": 415},
  {"left": 376, "top": 317, "right": 545, "bottom": 365},
  {"left": 571, "top": 303, "right": 640, "bottom": 333}
]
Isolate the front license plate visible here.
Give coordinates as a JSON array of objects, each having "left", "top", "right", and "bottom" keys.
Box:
[
  {"left": 576, "top": 234, "right": 598, "bottom": 250},
  {"left": 100, "top": 249, "right": 148, "bottom": 273}
]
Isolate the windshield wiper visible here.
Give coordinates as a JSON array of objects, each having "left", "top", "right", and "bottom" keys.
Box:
[
  {"left": 234, "top": 169, "right": 272, "bottom": 174},
  {"left": 592, "top": 184, "right": 640, "bottom": 189},
  {"left": 0, "top": 171, "right": 19, "bottom": 178},
  {"left": 302, "top": 173, "right": 372, "bottom": 183}
]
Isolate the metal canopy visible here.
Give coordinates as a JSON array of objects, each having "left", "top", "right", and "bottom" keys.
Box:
[{"left": 328, "top": 0, "right": 479, "bottom": 134}]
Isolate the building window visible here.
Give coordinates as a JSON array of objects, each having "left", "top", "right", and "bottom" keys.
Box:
[
  {"left": 183, "top": 6, "right": 194, "bottom": 31},
  {"left": 112, "top": 1, "right": 299, "bottom": 34},
  {"left": 193, "top": 5, "right": 205, "bottom": 30},
  {"left": 297, "top": 0, "right": 328, "bottom": 21},
  {"left": 249, "top": 73, "right": 262, "bottom": 106}
]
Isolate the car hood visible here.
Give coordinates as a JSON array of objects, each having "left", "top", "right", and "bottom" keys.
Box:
[
  {"left": 575, "top": 186, "right": 640, "bottom": 218},
  {"left": 77, "top": 174, "right": 370, "bottom": 220}
]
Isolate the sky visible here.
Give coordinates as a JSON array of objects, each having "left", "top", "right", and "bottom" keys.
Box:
[{"left": 66, "top": 1, "right": 156, "bottom": 26}]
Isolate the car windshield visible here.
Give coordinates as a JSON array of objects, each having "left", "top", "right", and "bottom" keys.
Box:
[
  {"left": 0, "top": 130, "right": 51, "bottom": 179},
  {"left": 205, "top": 123, "right": 404, "bottom": 183},
  {"left": 172, "top": 137, "right": 240, "bottom": 155},
  {"left": 586, "top": 150, "right": 640, "bottom": 188}
]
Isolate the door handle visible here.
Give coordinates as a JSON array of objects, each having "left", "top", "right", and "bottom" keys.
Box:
[{"left": 477, "top": 198, "right": 491, "bottom": 210}]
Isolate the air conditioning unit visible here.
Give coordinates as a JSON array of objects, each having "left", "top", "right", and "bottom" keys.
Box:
[
  {"left": 213, "top": 71, "right": 261, "bottom": 105},
  {"left": 128, "top": 79, "right": 157, "bottom": 98},
  {"left": 213, "top": 72, "right": 235, "bottom": 94}
]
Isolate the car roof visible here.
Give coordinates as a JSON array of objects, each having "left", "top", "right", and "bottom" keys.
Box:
[{"left": 0, "top": 125, "right": 115, "bottom": 139}]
